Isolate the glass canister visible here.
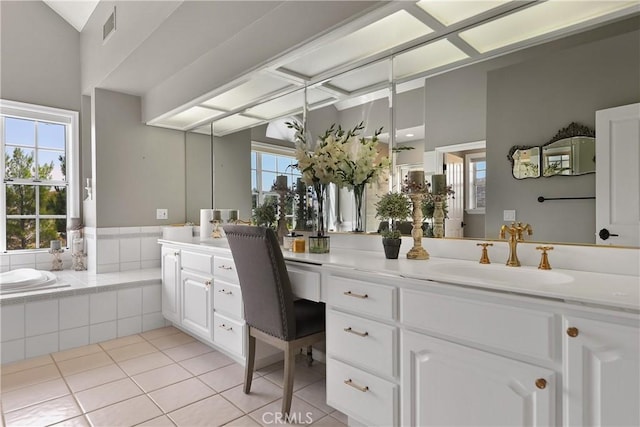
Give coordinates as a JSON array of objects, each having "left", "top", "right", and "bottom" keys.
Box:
[
  {"left": 283, "top": 233, "right": 297, "bottom": 251},
  {"left": 292, "top": 237, "right": 306, "bottom": 253}
]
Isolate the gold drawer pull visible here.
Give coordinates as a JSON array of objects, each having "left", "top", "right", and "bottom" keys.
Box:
[
  {"left": 217, "top": 289, "right": 233, "bottom": 295},
  {"left": 218, "top": 324, "right": 233, "bottom": 331},
  {"left": 218, "top": 265, "right": 233, "bottom": 271},
  {"left": 344, "top": 379, "right": 368, "bottom": 392},
  {"left": 344, "top": 291, "right": 368, "bottom": 299},
  {"left": 535, "top": 378, "right": 547, "bottom": 389},
  {"left": 344, "top": 327, "right": 368, "bottom": 337},
  {"left": 566, "top": 327, "right": 579, "bottom": 338}
]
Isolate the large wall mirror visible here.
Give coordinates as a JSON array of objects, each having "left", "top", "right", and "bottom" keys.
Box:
[{"left": 183, "top": 16, "right": 638, "bottom": 247}]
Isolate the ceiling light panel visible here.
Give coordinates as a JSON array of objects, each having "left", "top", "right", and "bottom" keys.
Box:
[
  {"left": 212, "top": 114, "right": 263, "bottom": 135},
  {"left": 201, "top": 73, "right": 293, "bottom": 111},
  {"left": 158, "top": 106, "right": 224, "bottom": 129},
  {"left": 416, "top": 0, "right": 512, "bottom": 26},
  {"left": 459, "top": 0, "right": 638, "bottom": 53},
  {"left": 280, "top": 10, "right": 433, "bottom": 78},
  {"left": 326, "top": 60, "right": 390, "bottom": 93},
  {"left": 393, "top": 39, "right": 469, "bottom": 80},
  {"left": 246, "top": 88, "right": 334, "bottom": 120}
]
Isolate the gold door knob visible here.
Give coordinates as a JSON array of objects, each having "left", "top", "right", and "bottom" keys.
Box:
[
  {"left": 566, "top": 327, "right": 579, "bottom": 337},
  {"left": 535, "top": 378, "right": 547, "bottom": 389}
]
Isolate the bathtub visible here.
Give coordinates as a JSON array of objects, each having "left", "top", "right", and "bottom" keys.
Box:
[{"left": 0, "top": 268, "right": 69, "bottom": 295}]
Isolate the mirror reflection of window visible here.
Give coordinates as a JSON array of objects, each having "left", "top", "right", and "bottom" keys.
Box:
[{"left": 466, "top": 153, "right": 486, "bottom": 213}]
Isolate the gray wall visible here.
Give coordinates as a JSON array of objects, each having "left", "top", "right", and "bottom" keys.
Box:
[
  {"left": 93, "top": 88, "right": 186, "bottom": 227},
  {"left": 186, "top": 132, "right": 213, "bottom": 224},
  {"left": 0, "top": 1, "right": 81, "bottom": 112},
  {"left": 486, "top": 29, "right": 640, "bottom": 243},
  {"left": 212, "top": 130, "right": 252, "bottom": 221}
]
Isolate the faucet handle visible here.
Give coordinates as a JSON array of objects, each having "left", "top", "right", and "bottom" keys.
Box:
[
  {"left": 477, "top": 243, "right": 493, "bottom": 264},
  {"left": 536, "top": 246, "right": 553, "bottom": 270}
]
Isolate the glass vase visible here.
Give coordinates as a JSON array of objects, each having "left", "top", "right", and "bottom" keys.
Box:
[
  {"left": 311, "top": 181, "right": 330, "bottom": 253},
  {"left": 352, "top": 184, "right": 365, "bottom": 233}
]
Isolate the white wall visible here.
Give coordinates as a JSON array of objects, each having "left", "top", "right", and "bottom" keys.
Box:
[{"left": 212, "top": 130, "right": 252, "bottom": 221}]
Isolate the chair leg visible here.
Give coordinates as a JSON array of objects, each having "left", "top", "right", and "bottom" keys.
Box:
[
  {"left": 282, "top": 344, "right": 297, "bottom": 416},
  {"left": 244, "top": 333, "right": 256, "bottom": 394},
  {"left": 306, "top": 345, "right": 313, "bottom": 367}
]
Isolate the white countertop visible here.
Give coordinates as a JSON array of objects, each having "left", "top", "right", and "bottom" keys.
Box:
[{"left": 160, "top": 238, "right": 640, "bottom": 312}]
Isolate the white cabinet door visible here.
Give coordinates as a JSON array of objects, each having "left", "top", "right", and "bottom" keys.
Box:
[
  {"left": 180, "top": 271, "right": 212, "bottom": 341},
  {"left": 563, "top": 316, "right": 640, "bottom": 427},
  {"left": 402, "top": 330, "right": 555, "bottom": 427},
  {"left": 161, "top": 247, "right": 180, "bottom": 324},
  {"left": 595, "top": 103, "right": 640, "bottom": 246}
]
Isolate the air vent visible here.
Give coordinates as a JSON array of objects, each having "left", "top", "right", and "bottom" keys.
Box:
[{"left": 103, "top": 7, "right": 116, "bottom": 42}]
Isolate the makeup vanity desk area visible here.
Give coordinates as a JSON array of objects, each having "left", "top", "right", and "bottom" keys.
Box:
[{"left": 158, "top": 238, "right": 639, "bottom": 427}]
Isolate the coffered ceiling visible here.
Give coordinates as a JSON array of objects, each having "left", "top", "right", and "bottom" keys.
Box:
[{"left": 144, "top": 0, "right": 639, "bottom": 137}]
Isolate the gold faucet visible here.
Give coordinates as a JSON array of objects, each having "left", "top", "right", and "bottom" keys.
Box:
[{"left": 499, "top": 222, "right": 533, "bottom": 267}]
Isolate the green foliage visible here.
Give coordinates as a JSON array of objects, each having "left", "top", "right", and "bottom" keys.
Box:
[
  {"left": 375, "top": 192, "right": 411, "bottom": 239},
  {"left": 252, "top": 199, "right": 277, "bottom": 228},
  {"left": 4, "top": 148, "right": 63, "bottom": 250}
]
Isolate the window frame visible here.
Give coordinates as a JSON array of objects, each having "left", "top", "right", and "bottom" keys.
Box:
[
  {"left": 465, "top": 151, "right": 486, "bottom": 215},
  {"left": 1, "top": 100, "right": 79, "bottom": 252}
]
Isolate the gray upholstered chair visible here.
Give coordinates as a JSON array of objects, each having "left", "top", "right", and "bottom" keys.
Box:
[{"left": 223, "top": 225, "right": 326, "bottom": 415}]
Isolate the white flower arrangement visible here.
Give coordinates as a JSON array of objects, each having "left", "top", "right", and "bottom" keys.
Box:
[{"left": 336, "top": 122, "right": 390, "bottom": 190}]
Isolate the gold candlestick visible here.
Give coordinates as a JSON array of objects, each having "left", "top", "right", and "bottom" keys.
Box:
[{"left": 406, "top": 193, "right": 429, "bottom": 260}]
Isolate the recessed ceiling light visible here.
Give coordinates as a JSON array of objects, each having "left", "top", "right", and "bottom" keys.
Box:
[
  {"left": 280, "top": 10, "right": 433, "bottom": 78},
  {"left": 393, "top": 39, "right": 468, "bottom": 79},
  {"left": 459, "top": 0, "right": 638, "bottom": 53},
  {"left": 416, "top": 0, "right": 512, "bottom": 26}
]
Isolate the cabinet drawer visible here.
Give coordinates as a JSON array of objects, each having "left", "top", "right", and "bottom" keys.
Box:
[
  {"left": 214, "top": 256, "right": 239, "bottom": 282},
  {"left": 213, "top": 280, "right": 243, "bottom": 319},
  {"left": 327, "top": 310, "right": 397, "bottom": 377},
  {"left": 401, "top": 289, "right": 555, "bottom": 361},
  {"left": 287, "top": 265, "right": 321, "bottom": 302},
  {"left": 327, "top": 276, "right": 396, "bottom": 320},
  {"left": 181, "top": 250, "right": 213, "bottom": 275},
  {"left": 213, "top": 313, "right": 245, "bottom": 356},
  {"left": 327, "top": 358, "right": 398, "bottom": 427}
]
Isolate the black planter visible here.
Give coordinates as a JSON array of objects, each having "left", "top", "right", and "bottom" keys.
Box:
[{"left": 382, "top": 237, "right": 402, "bottom": 259}]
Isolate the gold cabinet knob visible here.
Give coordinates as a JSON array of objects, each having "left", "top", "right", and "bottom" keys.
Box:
[
  {"left": 566, "top": 327, "right": 579, "bottom": 337},
  {"left": 535, "top": 378, "right": 547, "bottom": 389}
]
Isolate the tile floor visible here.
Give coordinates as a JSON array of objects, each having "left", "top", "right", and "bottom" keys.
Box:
[{"left": 0, "top": 326, "right": 347, "bottom": 426}]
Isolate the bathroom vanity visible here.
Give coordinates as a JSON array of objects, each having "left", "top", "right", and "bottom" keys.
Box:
[{"left": 158, "top": 237, "right": 639, "bottom": 427}]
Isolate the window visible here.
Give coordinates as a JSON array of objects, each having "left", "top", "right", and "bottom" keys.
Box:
[
  {"left": 251, "top": 143, "right": 301, "bottom": 227},
  {"left": 1, "top": 100, "right": 79, "bottom": 251},
  {"left": 466, "top": 152, "right": 486, "bottom": 214}
]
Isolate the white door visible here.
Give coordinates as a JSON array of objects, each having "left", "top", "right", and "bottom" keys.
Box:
[
  {"left": 444, "top": 153, "right": 464, "bottom": 238},
  {"left": 563, "top": 316, "right": 639, "bottom": 427},
  {"left": 181, "top": 271, "right": 212, "bottom": 340},
  {"left": 595, "top": 103, "right": 640, "bottom": 246},
  {"left": 161, "top": 247, "right": 180, "bottom": 324},
  {"left": 402, "top": 330, "right": 555, "bottom": 427}
]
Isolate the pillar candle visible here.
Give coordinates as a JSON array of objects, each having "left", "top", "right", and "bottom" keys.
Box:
[
  {"left": 407, "top": 171, "right": 425, "bottom": 187},
  {"left": 275, "top": 175, "right": 288, "bottom": 191},
  {"left": 229, "top": 210, "right": 239, "bottom": 221},
  {"left": 432, "top": 174, "right": 446, "bottom": 195},
  {"left": 213, "top": 210, "right": 222, "bottom": 221},
  {"left": 50, "top": 240, "right": 61, "bottom": 250}
]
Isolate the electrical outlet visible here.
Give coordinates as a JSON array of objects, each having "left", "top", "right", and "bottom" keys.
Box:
[
  {"left": 503, "top": 210, "right": 516, "bottom": 222},
  {"left": 156, "top": 208, "right": 168, "bottom": 220}
]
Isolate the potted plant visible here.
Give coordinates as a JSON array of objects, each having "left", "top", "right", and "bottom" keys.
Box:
[
  {"left": 375, "top": 192, "right": 411, "bottom": 259},
  {"left": 252, "top": 199, "right": 277, "bottom": 228}
]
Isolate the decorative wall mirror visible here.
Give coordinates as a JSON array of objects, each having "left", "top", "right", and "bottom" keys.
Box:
[
  {"left": 541, "top": 123, "right": 595, "bottom": 177},
  {"left": 508, "top": 146, "right": 540, "bottom": 179}
]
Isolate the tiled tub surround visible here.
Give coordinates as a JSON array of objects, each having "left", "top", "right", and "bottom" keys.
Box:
[
  {"left": 84, "top": 226, "right": 163, "bottom": 274},
  {"left": 0, "top": 269, "right": 165, "bottom": 364},
  {"left": 0, "top": 327, "right": 345, "bottom": 427}
]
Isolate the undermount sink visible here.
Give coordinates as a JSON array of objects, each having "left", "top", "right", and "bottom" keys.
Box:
[{"left": 428, "top": 262, "right": 574, "bottom": 287}]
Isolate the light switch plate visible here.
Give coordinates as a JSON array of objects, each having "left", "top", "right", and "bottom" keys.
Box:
[
  {"left": 503, "top": 210, "right": 516, "bottom": 222},
  {"left": 156, "top": 209, "right": 168, "bottom": 220}
]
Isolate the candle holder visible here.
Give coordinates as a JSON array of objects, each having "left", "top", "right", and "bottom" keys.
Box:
[
  {"left": 403, "top": 171, "right": 429, "bottom": 260},
  {"left": 209, "top": 220, "right": 223, "bottom": 238},
  {"left": 48, "top": 248, "right": 64, "bottom": 271},
  {"left": 406, "top": 193, "right": 429, "bottom": 260},
  {"left": 72, "top": 252, "right": 86, "bottom": 271},
  {"left": 432, "top": 199, "right": 445, "bottom": 238},
  {"left": 276, "top": 189, "right": 289, "bottom": 244}
]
